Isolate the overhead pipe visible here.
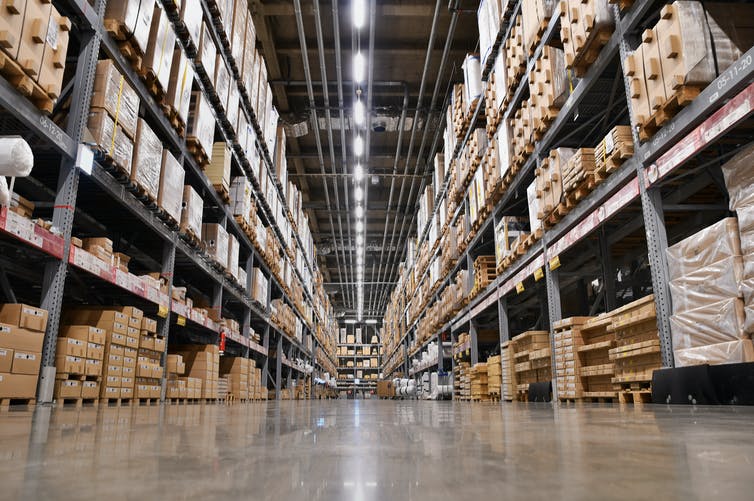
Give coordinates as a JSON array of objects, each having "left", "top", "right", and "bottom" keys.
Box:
[
  {"left": 313, "top": 0, "right": 354, "bottom": 310},
  {"left": 368, "top": 0, "right": 443, "bottom": 314},
  {"left": 292, "top": 0, "right": 348, "bottom": 306}
]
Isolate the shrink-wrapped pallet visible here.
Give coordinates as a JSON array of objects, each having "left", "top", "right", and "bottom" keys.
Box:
[
  {"left": 104, "top": 0, "right": 155, "bottom": 55},
  {"left": 214, "top": 55, "right": 230, "bottom": 112},
  {"left": 87, "top": 110, "right": 134, "bottom": 173},
  {"left": 230, "top": 176, "right": 253, "bottom": 223},
  {"left": 158, "top": 151, "right": 185, "bottom": 223},
  {"left": 143, "top": 3, "right": 175, "bottom": 96},
  {"left": 231, "top": 0, "right": 247, "bottom": 63},
  {"left": 131, "top": 119, "right": 163, "bottom": 201},
  {"left": 241, "top": 12, "right": 257, "bottom": 93},
  {"left": 721, "top": 142, "right": 754, "bottom": 211},
  {"left": 665, "top": 217, "right": 741, "bottom": 281},
  {"left": 180, "top": 0, "right": 203, "bottom": 49},
  {"left": 671, "top": 297, "right": 747, "bottom": 349},
  {"left": 166, "top": 47, "right": 195, "bottom": 126},
  {"left": 527, "top": 181, "right": 542, "bottom": 233},
  {"left": 197, "top": 23, "right": 217, "bottom": 79},
  {"left": 521, "top": 0, "right": 557, "bottom": 54},
  {"left": 668, "top": 256, "right": 743, "bottom": 313},
  {"left": 180, "top": 185, "right": 203, "bottom": 238},
  {"left": 463, "top": 54, "right": 482, "bottom": 115},
  {"left": 494, "top": 216, "right": 528, "bottom": 269},
  {"left": 187, "top": 91, "right": 215, "bottom": 162},
  {"left": 202, "top": 223, "right": 229, "bottom": 269},
  {"left": 90, "top": 60, "right": 140, "bottom": 139},
  {"left": 227, "top": 233, "right": 239, "bottom": 280},
  {"left": 478, "top": 0, "right": 501, "bottom": 68},
  {"left": 674, "top": 339, "right": 754, "bottom": 367},
  {"left": 227, "top": 85, "right": 239, "bottom": 134}
]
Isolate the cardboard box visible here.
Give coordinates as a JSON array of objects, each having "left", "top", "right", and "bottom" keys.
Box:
[
  {"left": 0, "top": 348, "right": 12, "bottom": 373},
  {"left": 141, "top": 317, "right": 158, "bottom": 333},
  {"left": 90, "top": 59, "right": 140, "bottom": 139},
  {"left": 202, "top": 223, "right": 229, "bottom": 269},
  {"left": 140, "top": 335, "right": 155, "bottom": 351},
  {"left": 187, "top": 91, "right": 215, "bottom": 163},
  {"left": 54, "top": 379, "right": 81, "bottom": 399},
  {"left": 56, "top": 337, "right": 86, "bottom": 358},
  {"left": 207, "top": 142, "right": 232, "bottom": 192},
  {"left": 100, "top": 385, "right": 120, "bottom": 399},
  {"left": 87, "top": 342, "right": 105, "bottom": 361},
  {"left": 81, "top": 380, "right": 99, "bottom": 399},
  {"left": 197, "top": 22, "right": 217, "bottom": 78},
  {"left": 61, "top": 325, "right": 107, "bottom": 345},
  {"left": 85, "top": 359, "right": 102, "bottom": 377},
  {"left": 16, "top": 0, "right": 52, "bottom": 78},
  {"left": 143, "top": 2, "right": 175, "bottom": 94},
  {"left": 12, "top": 351, "right": 40, "bottom": 375},
  {"left": 180, "top": 185, "right": 203, "bottom": 238},
  {"left": 87, "top": 110, "right": 134, "bottom": 172},
  {"left": 0, "top": 304, "right": 48, "bottom": 332},
  {"left": 55, "top": 355, "right": 84, "bottom": 375},
  {"left": 104, "top": 0, "right": 155, "bottom": 55},
  {"left": 166, "top": 47, "right": 194, "bottom": 126},
  {"left": 37, "top": 6, "right": 70, "bottom": 100},
  {"left": 167, "top": 354, "right": 185, "bottom": 375},
  {"left": 154, "top": 337, "right": 166, "bottom": 353},
  {"left": 131, "top": 118, "right": 163, "bottom": 201},
  {"left": 0, "top": 0, "right": 26, "bottom": 59},
  {"left": 0, "top": 324, "right": 44, "bottom": 353}
]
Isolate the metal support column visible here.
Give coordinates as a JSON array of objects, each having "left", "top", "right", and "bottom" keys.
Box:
[
  {"left": 275, "top": 334, "right": 283, "bottom": 399},
  {"left": 638, "top": 183, "right": 675, "bottom": 367},
  {"left": 242, "top": 254, "right": 254, "bottom": 359},
  {"left": 497, "top": 296, "right": 510, "bottom": 344},
  {"left": 159, "top": 239, "right": 176, "bottom": 401},
  {"left": 436, "top": 332, "right": 443, "bottom": 372},
  {"left": 599, "top": 227, "right": 617, "bottom": 311},
  {"left": 262, "top": 324, "right": 271, "bottom": 388},
  {"left": 545, "top": 259, "right": 562, "bottom": 401},
  {"left": 38, "top": 4, "right": 104, "bottom": 403},
  {"left": 469, "top": 320, "right": 479, "bottom": 365}
]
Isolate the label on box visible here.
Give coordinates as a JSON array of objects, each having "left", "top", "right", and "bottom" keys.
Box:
[
  {"left": 46, "top": 16, "right": 58, "bottom": 50},
  {"left": 15, "top": 352, "right": 35, "bottom": 360},
  {"left": 177, "top": 316, "right": 186, "bottom": 326}
]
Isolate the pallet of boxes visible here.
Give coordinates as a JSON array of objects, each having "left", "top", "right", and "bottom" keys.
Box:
[
  {"left": 470, "top": 362, "right": 489, "bottom": 402},
  {"left": 0, "top": 304, "right": 49, "bottom": 410},
  {"left": 220, "top": 356, "right": 253, "bottom": 402},
  {"left": 170, "top": 344, "right": 220, "bottom": 400},
  {"left": 511, "top": 330, "right": 551, "bottom": 401},
  {"left": 54, "top": 322, "right": 106, "bottom": 407},
  {"left": 135, "top": 315, "right": 166, "bottom": 404}
]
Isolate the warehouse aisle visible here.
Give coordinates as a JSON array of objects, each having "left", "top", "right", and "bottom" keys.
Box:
[{"left": 1, "top": 401, "right": 753, "bottom": 500}]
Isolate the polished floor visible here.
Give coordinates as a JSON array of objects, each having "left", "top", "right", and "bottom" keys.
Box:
[{"left": 0, "top": 400, "right": 753, "bottom": 500}]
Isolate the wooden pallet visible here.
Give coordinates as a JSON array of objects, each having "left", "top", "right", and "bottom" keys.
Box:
[
  {"left": 618, "top": 389, "right": 652, "bottom": 405},
  {"left": 0, "top": 398, "right": 36, "bottom": 412},
  {"left": 99, "top": 397, "right": 132, "bottom": 407},
  {"left": 214, "top": 183, "right": 231, "bottom": 204},
  {"left": 0, "top": 45, "right": 55, "bottom": 113},
  {"left": 179, "top": 228, "right": 202, "bottom": 249},
  {"left": 138, "top": 67, "right": 166, "bottom": 103},
  {"left": 186, "top": 137, "right": 210, "bottom": 166},
  {"left": 639, "top": 85, "right": 702, "bottom": 142},
  {"left": 156, "top": 207, "right": 179, "bottom": 229},
  {"left": 569, "top": 28, "right": 614, "bottom": 77},
  {"left": 160, "top": 103, "right": 186, "bottom": 137},
  {"left": 103, "top": 19, "right": 144, "bottom": 70},
  {"left": 59, "top": 397, "right": 99, "bottom": 408}
]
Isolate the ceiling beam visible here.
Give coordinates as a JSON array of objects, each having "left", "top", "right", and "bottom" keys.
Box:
[{"left": 258, "top": 3, "right": 436, "bottom": 18}]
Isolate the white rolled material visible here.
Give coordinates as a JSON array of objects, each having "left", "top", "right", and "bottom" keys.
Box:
[
  {"left": 0, "top": 137, "right": 33, "bottom": 177},
  {"left": 0, "top": 177, "right": 8, "bottom": 206}
]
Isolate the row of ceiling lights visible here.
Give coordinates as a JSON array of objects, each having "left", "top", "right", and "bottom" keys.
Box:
[{"left": 352, "top": 0, "right": 367, "bottom": 321}]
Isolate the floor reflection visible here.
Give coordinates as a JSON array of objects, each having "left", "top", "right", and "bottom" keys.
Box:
[{"left": 0, "top": 401, "right": 752, "bottom": 500}]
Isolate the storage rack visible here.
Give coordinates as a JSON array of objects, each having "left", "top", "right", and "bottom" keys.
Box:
[
  {"left": 335, "top": 324, "right": 381, "bottom": 391},
  {"left": 382, "top": 0, "right": 754, "bottom": 398},
  {"left": 0, "top": 0, "right": 339, "bottom": 402}
]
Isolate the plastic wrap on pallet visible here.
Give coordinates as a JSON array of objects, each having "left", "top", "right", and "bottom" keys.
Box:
[
  {"left": 527, "top": 181, "right": 542, "bottom": 233},
  {"left": 230, "top": 176, "right": 253, "bottom": 222},
  {"left": 214, "top": 56, "right": 231, "bottom": 112},
  {"left": 87, "top": 110, "right": 134, "bottom": 172},
  {"left": 478, "top": 0, "right": 500, "bottom": 67},
  {"left": 231, "top": 0, "right": 247, "bottom": 62},
  {"left": 241, "top": 13, "right": 256, "bottom": 92},
  {"left": 197, "top": 23, "right": 217, "bottom": 79},
  {"left": 202, "top": 223, "right": 229, "bottom": 269},
  {"left": 91, "top": 60, "right": 140, "bottom": 139},
  {"left": 656, "top": 1, "right": 745, "bottom": 100},
  {"left": 265, "top": 100, "right": 279, "bottom": 154},
  {"left": 181, "top": 185, "right": 203, "bottom": 238},
  {"left": 670, "top": 297, "right": 747, "bottom": 349},
  {"left": 666, "top": 218, "right": 742, "bottom": 281},
  {"left": 721, "top": 142, "right": 754, "bottom": 211},
  {"left": 158, "top": 151, "right": 185, "bottom": 223},
  {"left": 180, "top": 0, "right": 202, "bottom": 49},
  {"left": 227, "top": 233, "right": 239, "bottom": 280},
  {"left": 669, "top": 256, "right": 743, "bottom": 314},
  {"left": 167, "top": 47, "right": 195, "bottom": 126},
  {"left": 144, "top": 3, "right": 175, "bottom": 95},
  {"left": 104, "top": 0, "right": 155, "bottom": 55},
  {"left": 131, "top": 119, "right": 162, "bottom": 201},
  {"left": 462, "top": 54, "right": 483, "bottom": 114},
  {"left": 227, "top": 85, "right": 239, "bottom": 134},
  {"left": 187, "top": 91, "right": 215, "bottom": 162},
  {"left": 674, "top": 339, "right": 754, "bottom": 367}
]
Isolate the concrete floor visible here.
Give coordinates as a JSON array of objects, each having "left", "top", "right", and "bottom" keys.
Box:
[{"left": 0, "top": 401, "right": 753, "bottom": 500}]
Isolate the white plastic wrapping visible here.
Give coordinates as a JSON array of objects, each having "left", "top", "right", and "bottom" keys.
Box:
[
  {"left": 0, "top": 177, "right": 8, "bottom": 206},
  {"left": 669, "top": 256, "right": 743, "bottom": 313},
  {"left": 158, "top": 151, "right": 185, "bottom": 223},
  {"left": 131, "top": 119, "right": 163, "bottom": 200},
  {"left": 91, "top": 60, "right": 140, "bottom": 139},
  {"left": 144, "top": 3, "right": 175, "bottom": 94},
  {"left": 198, "top": 23, "right": 217, "bottom": 79},
  {"left": 674, "top": 340, "right": 754, "bottom": 367},
  {"left": 167, "top": 47, "right": 195, "bottom": 126},
  {"left": 181, "top": 185, "right": 203, "bottom": 237},
  {"left": 527, "top": 181, "right": 541, "bottom": 232},
  {"left": 187, "top": 91, "right": 215, "bottom": 162},
  {"left": 670, "top": 297, "right": 747, "bottom": 350},
  {"left": 180, "top": 0, "right": 202, "bottom": 49},
  {"left": 462, "top": 54, "right": 482, "bottom": 114},
  {"left": 202, "top": 223, "right": 229, "bottom": 269},
  {"left": 721, "top": 142, "right": 754, "bottom": 210},
  {"left": 666, "top": 217, "right": 742, "bottom": 281},
  {"left": 0, "top": 137, "right": 33, "bottom": 177},
  {"left": 87, "top": 110, "right": 134, "bottom": 172}
]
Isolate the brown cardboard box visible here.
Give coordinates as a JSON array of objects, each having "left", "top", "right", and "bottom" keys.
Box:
[
  {"left": 126, "top": 335, "right": 139, "bottom": 350},
  {"left": 0, "top": 373, "right": 36, "bottom": 398},
  {"left": 640, "top": 28, "right": 667, "bottom": 113},
  {"left": 87, "top": 342, "right": 104, "bottom": 361},
  {"left": 0, "top": 324, "right": 44, "bottom": 353},
  {"left": 90, "top": 60, "right": 140, "bottom": 139},
  {"left": 120, "top": 387, "right": 133, "bottom": 399},
  {"left": 100, "top": 385, "right": 119, "bottom": 399},
  {"left": 103, "top": 375, "right": 121, "bottom": 388},
  {"left": 143, "top": 3, "right": 175, "bottom": 94},
  {"left": 81, "top": 380, "right": 99, "bottom": 399},
  {"left": 54, "top": 379, "right": 81, "bottom": 399},
  {"left": 0, "top": 348, "right": 12, "bottom": 373},
  {"left": 106, "top": 353, "right": 123, "bottom": 366},
  {"left": 15, "top": 0, "right": 52, "bottom": 77},
  {"left": 12, "top": 351, "right": 40, "bottom": 375},
  {"left": 131, "top": 118, "right": 162, "bottom": 201},
  {"left": 0, "top": 304, "right": 49, "bottom": 332},
  {"left": 140, "top": 335, "right": 155, "bottom": 351},
  {"left": 87, "top": 110, "right": 134, "bottom": 172},
  {"left": 167, "top": 354, "right": 185, "bottom": 375},
  {"left": 61, "top": 325, "right": 107, "bottom": 345},
  {"left": 37, "top": 6, "right": 70, "bottom": 99},
  {"left": 104, "top": 0, "right": 155, "bottom": 55},
  {"left": 180, "top": 185, "right": 203, "bottom": 238},
  {"left": 202, "top": 223, "right": 229, "bottom": 269},
  {"left": 104, "top": 364, "right": 123, "bottom": 378},
  {"left": 141, "top": 317, "right": 158, "bottom": 333},
  {"left": 0, "top": 0, "right": 26, "bottom": 58},
  {"left": 154, "top": 337, "right": 166, "bottom": 353},
  {"left": 56, "top": 355, "right": 84, "bottom": 375},
  {"left": 85, "top": 359, "right": 102, "bottom": 377},
  {"left": 158, "top": 150, "right": 186, "bottom": 225},
  {"left": 121, "top": 367, "right": 134, "bottom": 384},
  {"left": 56, "top": 337, "right": 86, "bottom": 358}
]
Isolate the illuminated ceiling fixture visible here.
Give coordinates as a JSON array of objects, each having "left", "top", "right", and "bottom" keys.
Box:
[
  {"left": 355, "top": 205, "right": 364, "bottom": 218},
  {"left": 355, "top": 220, "right": 364, "bottom": 232},
  {"left": 354, "top": 163, "right": 364, "bottom": 181},
  {"left": 356, "top": 234, "right": 364, "bottom": 246},
  {"left": 354, "top": 134, "right": 364, "bottom": 156},
  {"left": 354, "top": 98, "right": 365, "bottom": 125},
  {"left": 354, "top": 186, "right": 363, "bottom": 202},
  {"left": 353, "top": 0, "right": 366, "bottom": 29},
  {"left": 353, "top": 52, "right": 365, "bottom": 83}
]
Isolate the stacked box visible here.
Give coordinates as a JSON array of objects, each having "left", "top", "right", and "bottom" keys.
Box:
[
  {"left": 230, "top": 176, "right": 254, "bottom": 225},
  {"left": 187, "top": 91, "right": 215, "bottom": 164},
  {"left": 180, "top": 0, "right": 202, "bottom": 49},
  {"left": 521, "top": 0, "right": 557, "bottom": 55},
  {"left": 197, "top": 23, "right": 217, "bottom": 78},
  {"left": 131, "top": 118, "right": 163, "bottom": 201},
  {"left": 38, "top": 6, "right": 71, "bottom": 100},
  {"left": 577, "top": 315, "right": 616, "bottom": 397},
  {"left": 135, "top": 315, "right": 165, "bottom": 399},
  {"left": 552, "top": 317, "right": 587, "bottom": 399},
  {"left": 251, "top": 267, "right": 269, "bottom": 305},
  {"left": 667, "top": 218, "right": 752, "bottom": 366},
  {"left": 607, "top": 295, "right": 662, "bottom": 390},
  {"left": 227, "top": 233, "right": 239, "bottom": 281},
  {"left": 166, "top": 47, "right": 195, "bottom": 126},
  {"left": 486, "top": 355, "right": 502, "bottom": 397},
  {"left": 511, "top": 330, "right": 550, "bottom": 399},
  {"left": 171, "top": 344, "right": 220, "bottom": 399},
  {"left": 528, "top": 46, "right": 568, "bottom": 132},
  {"left": 143, "top": 3, "right": 175, "bottom": 96},
  {"left": 158, "top": 151, "right": 185, "bottom": 223},
  {"left": 220, "top": 356, "right": 249, "bottom": 400},
  {"left": 202, "top": 223, "right": 229, "bottom": 269},
  {"left": 208, "top": 143, "right": 232, "bottom": 196},
  {"left": 104, "top": 0, "right": 155, "bottom": 55},
  {"left": 180, "top": 185, "right": 203, "bottom": 239},
  {"left": 500, "top": 341, "right": 515, "bottom": 401},
  {"left": 560, "top": 0, "right": 614, "bottom": 75},
  {"left": 56, "top": 325, "right": 107, "bottom": 399},
  {"left": 0, "top": 304, "right": 48, "bottom": 399}
]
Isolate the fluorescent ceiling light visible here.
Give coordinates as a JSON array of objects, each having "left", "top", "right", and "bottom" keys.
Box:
[
  {"left": 355, "top": 205, "right": 364, "bottom": 218},
  {"left": 365, "top": 319, "right": 378, "bottom": 324},
  {"left": 354, "top": 163, "right": 364, "bottom": 181},
  {"left": 356, "top": 234, "right": 364, "bottom": 245},
  {"left": 354, "top": 99, "right": 365, "bottom": 125},
  {"left": 354, "top": 135, "right": 364, "bottom": 156},
  {"left": 345, "top": 319, "right": 357, "bottom": 324},
  {"left": 355, "top": 220, "right": 364, "bottom": 232},
  {"left": 354, "top": 186, "right": 363, "bottom": 201},
  {"left": 353, "top": 52, "right": 365, "bottom": 83},
  {"left": 353, "top": 0, "right": 366, "bottom": 29}
]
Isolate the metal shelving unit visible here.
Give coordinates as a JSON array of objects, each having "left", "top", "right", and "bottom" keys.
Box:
[
  {"left": 335, "top": 323, "right": 381, "bottom": 390},
  {"left": 0, "top": 0, "right": 339, "bottom": 402},
  {"left": 383, "top": 2, "right": 754, "bottom": 391}
]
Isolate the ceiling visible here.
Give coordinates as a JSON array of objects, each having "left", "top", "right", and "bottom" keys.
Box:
[{"left": 249, "top": 0, "right": 478, "bottom": 319}]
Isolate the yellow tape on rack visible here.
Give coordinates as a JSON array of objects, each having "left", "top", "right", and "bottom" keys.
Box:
[
  {"left": 157, "top": 304, "right": 168, "bottom": 318},
  {"left": 177, "top": 315, "right": 186, "bottom": 326},
  {"left": 109, "top": 75, "right": 125, "bottom": 156},
  {"left": 534, "top": 267, "right": 544, "bottom": 281},
  {"left": 516, "top": 282, "right": 525, "bottom": 294},
  {"left": 549, "top": 255, "right": 561, "bottom": 270}
]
